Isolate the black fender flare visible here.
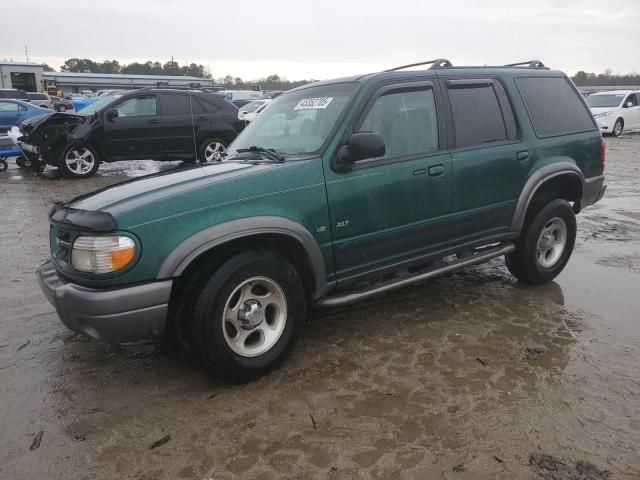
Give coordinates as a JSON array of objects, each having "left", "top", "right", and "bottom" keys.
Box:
[
  {"left": 510, "top": 162, "right": 585, "bottom": 233},
  {"left": 157, "top": 216, "right": 327, "bottom": 296}
]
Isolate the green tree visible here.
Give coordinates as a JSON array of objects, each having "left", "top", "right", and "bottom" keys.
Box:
[
  {"left": 42, "top": 64, "right": 55, "bottom": 72},
  {"left": 61, "top": 58, "right": 99, "bottom": 73}
]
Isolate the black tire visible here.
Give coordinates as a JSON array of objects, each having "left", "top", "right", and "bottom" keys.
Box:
[
  {"left": 57, "top": 104, "right": 67, "bottom": 112},
  {"left": 15, "top": 155, "right": 31, "bottom": 169},
  {"left": 198, "top": 137, "right": 226, "bottom": 163},
  {"left": 188, "top": 250, "right": 306, "bottom": 381},
  {"left": 506, "top": 199, "right": 576, "bottom": 285},
  {"left": 0, "top": 159, "right": 7, "bottom": 172},
  {"left": 59, "top": 144, "right": 100, "bottom": 178},
  {"left": 611, "top": 118, "right": 624, "bottom": 137}
]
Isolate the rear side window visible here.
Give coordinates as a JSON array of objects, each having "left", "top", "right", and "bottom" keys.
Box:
[
  {"left": 516, "top": 77, "right": 596, "bottom": 137},
  {"left": 160, "top": 94, "right": 191, "bottom": 116},
  {"left": 447, "top": 81, "right": 514, "bottom": 148},
  {"left": 0, "top": 101, "right": 21, "bottom": 111}
]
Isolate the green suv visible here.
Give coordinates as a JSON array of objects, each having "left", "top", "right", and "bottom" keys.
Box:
[{"left": 37, "top": 59, "right": 606, "bottom": 379}]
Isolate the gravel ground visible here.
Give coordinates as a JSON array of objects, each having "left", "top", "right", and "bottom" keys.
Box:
[{"left": 0, "top": 135, "right": 639, "bottom": 479}]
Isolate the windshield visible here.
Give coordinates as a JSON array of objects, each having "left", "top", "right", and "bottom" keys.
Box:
[
  {"left": 227, "top": 82, "right": 358, "bottom": 157},
  {"left": 76, "top": 92, "right": 124, "bottom": 115},
  {"left": 241, "top": 100, "right": 267, "bottom": 113},
  {"left": 587, "top": 94, "right": 625, "bottom": 108}
]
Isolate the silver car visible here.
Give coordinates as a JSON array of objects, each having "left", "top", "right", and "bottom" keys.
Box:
[{"left": 25, "top": 92, "right": 54, "bottom": 109}]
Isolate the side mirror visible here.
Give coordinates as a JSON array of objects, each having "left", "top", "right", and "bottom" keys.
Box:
[
  {"left": 626, "top": 101, "right": 634, "bottom": 108},
  {"left": 105, "top": 108, "right": 118, "bottom": 121},
  {"left": 334, "top": 132, "right": 385, "bottom": 172}
]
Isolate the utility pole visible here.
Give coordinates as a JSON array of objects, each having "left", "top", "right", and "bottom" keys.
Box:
[{"left": 24, "top": 45, "right": 29, "bottom": 62}]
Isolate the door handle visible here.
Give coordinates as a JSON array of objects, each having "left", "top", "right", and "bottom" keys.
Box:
[
  {"left": 412, "top": 168, "right": 426, "bottom": 176},
  {"left": 517, "top": 150, "right": 529, "bottom": 161},
  {"left": 148, "top": 119, "right": 160, "bottom": 125},
  {"left": 428, "top": 164, "right": 445, "bottom": 176},
  {"left": 197, "top": 116, "right": 208, "bottom": 121}
]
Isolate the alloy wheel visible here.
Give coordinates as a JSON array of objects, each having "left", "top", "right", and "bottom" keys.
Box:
[
  {"left": 65, "top": 148, "right": 96, "bottom": 175},
  {"left": 536, "top": 217, "right": 567, "bottom": 269},
  {"left": 222, "top": 276, "right": 287, "bottom": 357},
  {"left": 204, "top": 142, "right": 225, "bottom": 162}
]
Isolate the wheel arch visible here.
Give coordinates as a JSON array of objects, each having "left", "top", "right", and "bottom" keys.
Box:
[
  {"left": 158, "top": 216, "right": 327, "bottom": 299},
  {"left": 510, "top": 162, "right": 584, "bottom": 233}
]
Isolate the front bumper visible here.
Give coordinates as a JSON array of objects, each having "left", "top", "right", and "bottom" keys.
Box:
[
  {"left": 579, "top": 175, "right": 606, "bottom": 210},
  {"left": 37, "top": 260, "right": 172, "bottom": 343},
  {"left": 595, "top": 116, "right": 615, "bottom": 133}
]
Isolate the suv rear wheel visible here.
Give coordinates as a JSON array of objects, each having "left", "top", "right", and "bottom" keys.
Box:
[
  {"left": 506, "top": 199, "right": 576, "bottom": 285},
  {"left": 188, "top": 250, "right": 306, "bottom": 380},
  {"left": 199, "top": 138, "right": 226, "bottom": 163}
]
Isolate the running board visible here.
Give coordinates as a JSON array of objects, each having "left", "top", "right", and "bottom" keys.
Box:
[{"left": 315, "top": 243, "right": 515, "bottom": 308}]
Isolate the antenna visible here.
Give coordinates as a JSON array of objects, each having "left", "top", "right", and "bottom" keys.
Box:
[{"left": 24, "top": 45, "right": 29, "bottom": 62}]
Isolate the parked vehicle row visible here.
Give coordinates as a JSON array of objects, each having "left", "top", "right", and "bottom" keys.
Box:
[
  {"left": 36, "top": 60, "right": 606, "bottom": 380},
  {"left": 18, "top": 88, "right": 244, "bottom": 177}
]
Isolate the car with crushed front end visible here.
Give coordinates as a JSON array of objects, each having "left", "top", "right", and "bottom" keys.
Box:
[
  {"left": 37, "top": 59, "right": 606, "bottom": 380},
  {"left": 18, "top": 88, "right": 244, "bottom": 177}
]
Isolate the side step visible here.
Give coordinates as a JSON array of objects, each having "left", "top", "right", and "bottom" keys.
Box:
[{"left": 315, "top": 243, "right": 515, "bottom": 308}]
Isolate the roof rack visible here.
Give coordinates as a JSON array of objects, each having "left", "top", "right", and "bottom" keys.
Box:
[
  {"left": 504, "top": 60, "right": 546, "bottom": 68},
  {"left": 385, "top": 58, "right": 452, "bottom": 72}
]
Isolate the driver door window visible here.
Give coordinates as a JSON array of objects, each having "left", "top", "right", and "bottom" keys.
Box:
[
  {"left": 357, "top": 88, "right": 439, "bottom": 161},
  {"left": 116, "top": 96, "right": 157, "bottom": 117}
]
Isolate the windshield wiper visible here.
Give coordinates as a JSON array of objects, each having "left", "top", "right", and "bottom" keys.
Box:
[{"left": 236, "top": 146, "right": 285, "bottom": 162}]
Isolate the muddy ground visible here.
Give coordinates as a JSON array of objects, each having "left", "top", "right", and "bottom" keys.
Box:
[{"left": 0, "top": 136, "right": 639, "bottom": 480}]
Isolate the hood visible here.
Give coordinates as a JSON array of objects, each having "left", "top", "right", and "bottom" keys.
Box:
[
  {"left": 68, "top": 161, "right": 279, "bottom": 226},
  {"left": 20, "top": 112, "right": 85, "bottom": 142},
  {"left": 589, "top": 107, "right": 615, "bottom": 115}
]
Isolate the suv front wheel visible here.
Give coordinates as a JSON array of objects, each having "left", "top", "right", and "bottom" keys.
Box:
[
  {"left": 188, "top": 250, "right": 306, "bottom": 380},
  {"left": 60, "top": 144, "right": 100, "bottom": 178},
  {"left": 506, "top": 199, "right": 576, "bottom": 285}
]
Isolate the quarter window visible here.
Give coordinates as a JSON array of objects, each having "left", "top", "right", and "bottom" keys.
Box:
[
  {"left": 447, "top": 82, "right": 510, "bottom": 148},
  {"left": 516, "top": 77, "right": 596, "bottom": 137},
  {"left": 357, "top": 87, "right": 438, "bottom": 159},
  {"left": 625, "top": 94, "right": 638, "bottom": 107},
  {"left": 116, "top": 95, "right": 157, "bottom": 117}
]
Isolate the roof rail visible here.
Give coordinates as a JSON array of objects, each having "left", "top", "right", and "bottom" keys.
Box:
[
  {"left": 385, "top": 58, "right": 452, "bottom": 72},
  {"left": 504, "top": 60, "right": 546, "bottom": 68}
]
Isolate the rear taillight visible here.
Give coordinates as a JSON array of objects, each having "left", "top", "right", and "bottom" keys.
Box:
[{"left": 600, "top": 138, "right": 606, "bottom": 173}]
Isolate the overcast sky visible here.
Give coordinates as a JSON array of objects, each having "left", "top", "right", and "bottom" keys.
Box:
[{"left": 3, "top": 0, "right": 639, "bottom": 80}]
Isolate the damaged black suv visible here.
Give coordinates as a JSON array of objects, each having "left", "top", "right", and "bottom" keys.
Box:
[{"left": 18, "top": 88, "right": 244, "bottom": 177}]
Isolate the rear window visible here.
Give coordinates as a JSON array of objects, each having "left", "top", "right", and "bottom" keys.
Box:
[
  {"left": 447, "top": 81, "right": 516, "bottom": 148},
  {"left": 516, "top": 77, "right": 596, "bottom": 137}
]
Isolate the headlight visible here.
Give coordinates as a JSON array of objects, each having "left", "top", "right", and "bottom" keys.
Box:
[
  {"left": 594, "top": 112, "right": 610, "bottom": 119},
  {"left": 71, "top": 235, "right": 136, "bottom": 273}
]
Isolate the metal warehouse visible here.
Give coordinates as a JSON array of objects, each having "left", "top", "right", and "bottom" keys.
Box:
[{"left": 0, "top": 61, "right": 213, "bottom": 94}]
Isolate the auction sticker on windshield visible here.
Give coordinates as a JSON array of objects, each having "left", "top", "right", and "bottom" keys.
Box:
[{"left": 294, "top": 97, "right": 334, "bottom": 110}]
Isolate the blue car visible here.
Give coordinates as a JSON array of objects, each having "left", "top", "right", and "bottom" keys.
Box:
[{"left": 0, "top": 99, "right": 50, "bottom": 133}]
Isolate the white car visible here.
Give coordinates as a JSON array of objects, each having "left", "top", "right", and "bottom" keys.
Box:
[
  {"left": 587, "top": 90, "right": 640, "bottom": 137},
  {"left": 238, "top": 99, "right": 272, "bottom": 122}
]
